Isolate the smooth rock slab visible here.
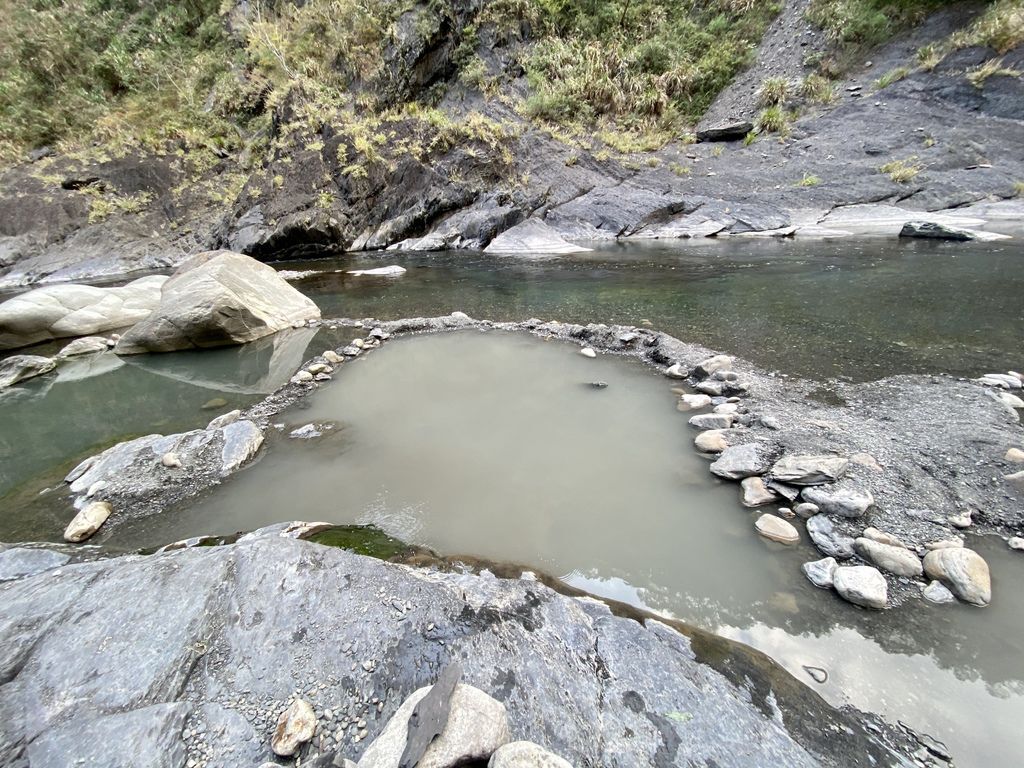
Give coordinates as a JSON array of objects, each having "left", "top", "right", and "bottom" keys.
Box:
[
  {"left": 63, "top": 501, "right": 112, "bottom": 542},
  {"left": 771, "top": 455, "right": 849, "bottom": 485},
  {"left": 853, "top": 538, "right": 923, "bottom": 578},
  {"left": 710, "top": 444, "right": 768, "bottom": 479},
  {"left": 0, "top": 535, "right": 915, "bottom": 767},
  {"left": 741, "top": 477, "right": 779, "bottom": 507},
  {"left": 272, "top": 698, "right": 317, "bottom": 756},
  {"left": 802, "top": 558, "right": 838, "bottom": 589},
  {"left": 489, "top": 741, "right": 573, "bottom": 768},
  {"left": 0, "top": 354, "right": 56, "bottom": 389},
  {"left": 356, "top": 684, "right": 511, "bottom": 768},
  {"left": 347, "top": 265, "right": 407, "bottom": 276},
  {"left": 806, "top": 515, "right": 855, "bottom": 560},
  {"left": 0, "top": 547, "right": 71, "bottom": 580},
  {"left": 833, "top": 566, "right": 888, "bottom": 610},
  {"left": 801, "top": 487, "right": 874, "bottom": 518},
  {"left": 923, "top": 548, "right": 991, "bottom": 606},
  {"left": 755, "top": 514, "right": 800, "bottom": 544},
  {"left": 484, "top": 218, "right": 591, "bottom": 255}
]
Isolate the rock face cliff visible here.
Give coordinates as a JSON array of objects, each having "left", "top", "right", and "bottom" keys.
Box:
[
  {"left": 0, "top": 533, "right": 917, "bottom": 767},
  {"left": 0, "top": 0, "right": 1022, "bottom": 287}
]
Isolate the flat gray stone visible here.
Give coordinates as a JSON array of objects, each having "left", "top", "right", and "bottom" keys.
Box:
[
  {"left": 771, "top": 455, "right": 849, "bottom": 486},
  {"left": 801, "top": 487, "right": 874, "bottom": 518},
  {"left": 710, "top": 444, "right": 768, "bottom": 479},
  {"left": 806, "top": 515, "right": 855, "bottom": 560},
  {"left": 0, "top": 548, "right": 70, "bottom": 581},
  {"left": 802, "top": 558, "right": 838, "bottom": 589},
  {"left": 0, "top": 354, "right": 56, "bottom": 389},
  {"left": 689, "top": 413, "right": 735, "bottom": 430}
]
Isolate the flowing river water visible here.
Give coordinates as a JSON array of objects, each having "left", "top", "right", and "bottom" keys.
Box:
[{"left": 1, "top": 238, "right": 1023, "bottom": 766}]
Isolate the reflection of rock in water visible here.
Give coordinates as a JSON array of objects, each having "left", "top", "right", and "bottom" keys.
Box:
[{"left": 122, "top": 326, "right": 318, "bottom": 394}]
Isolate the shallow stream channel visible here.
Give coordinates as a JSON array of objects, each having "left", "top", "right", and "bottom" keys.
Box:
[{"left": 2, "top": 238, "right": 1024, "bottom": 766}]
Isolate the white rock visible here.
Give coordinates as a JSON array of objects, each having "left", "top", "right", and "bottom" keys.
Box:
[
  {"left": 0, "top": 275, "right": 167, "bottom": 350},
  {"left": 450, "top": 311, "right": 470, "bottom": 320},
  {"left": 347, "top": 265, "right": 407, "bottom": 276},
  {"left": 833, "top": 566, "right": 888, "bottom": 609},
  {"left": 713, "top": 403, "right": 739, "bottom": 415},
  {"left": 489, "top": 741, "right": 573, "bottom": 768},
  {"left": 63, "top": 501, "right": 112, "bottom": 543},
  {"left": 55, "top": 336, "right": 111, "bottom": 359},
  {"left": 754, "top": 514, "right": 800, "bottom": 544},
  {"left": 0, "top": 354, "right": 57, "bottom": 389},
  {"left": 323, "top": 350, "right": 344, "bottom": 364},
  {"left": 483, "top": 218, "right": 591, "bottom": 255},
  {"left": 923, "top": 548, "right": 991, "bottom": 606},
  {"left": 861, "top": 527, "right": 905, "bottom": 548},
  {"left": 802, "top": 557, "right": 838, "bottom": 589},
  {"left": 206, "top": 410, "right": 242, "bottom": 430},
  {"left": 793, "top": 502, "right": 819, "bottom": 519},
  {"left": 579, "top": 347, "right": 597, "bottom": 358},
  {"left": 1005, "top": 447, "right": 1024, "bottom": 463},
  {"left": 161, "top": 452, "right": 182, "bottom": 469},
  {"left": 742, "top": 477, "right": 779, "bottom": 507},
  {"left": 1008, "top": 537, "right": 1024, "bottom": 551},
  {"left": 272, "top": 698, "right": 317, "bottom": 756},
  {"left": 291, "top": 370, "right": 314, "bottom": 384},
  {"left": 356, "top": 684, "right": 511, "bottom": 768}
]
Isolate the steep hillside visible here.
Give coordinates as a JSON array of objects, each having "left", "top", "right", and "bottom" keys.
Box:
[{"left": 0, "top": 0, "right": 1022, "bottom": 285}]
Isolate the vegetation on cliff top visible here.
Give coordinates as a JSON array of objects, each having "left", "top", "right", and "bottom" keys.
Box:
[{"left": 0, "top": 0, "right": 781, "bottom": 163}]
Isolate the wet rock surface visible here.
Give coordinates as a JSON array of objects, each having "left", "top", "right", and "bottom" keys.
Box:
[
  {"left": 0, "top": 354, "right": 56, "bottom": 389},
  {"left": 0, "top": 533, "right": 917, "bottom": 767}
]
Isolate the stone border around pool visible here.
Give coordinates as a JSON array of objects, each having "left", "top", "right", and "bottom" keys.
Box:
[{"left": 56, "top": 314, "right": 1024, "bottom": 611}]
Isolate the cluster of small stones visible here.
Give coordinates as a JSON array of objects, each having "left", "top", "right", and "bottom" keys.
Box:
[
  {"left": 289, "top": 327, "right": 390, "bottom": 386},
  {"left": 671, "top": 353, "right": 1005, "bottom": 611}
]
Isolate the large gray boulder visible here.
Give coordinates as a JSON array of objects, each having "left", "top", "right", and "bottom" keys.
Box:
[
  {"left": 483, "top": 219, "right": 591, "bottom": 255},
  {"left": 115, "top": 251, "right": 320, "bottom": 354},
  {"left": 0, "top": 275, "right": 166, "bottom": 350},
  {"left": 0, "top": 535, "right": 915, "bottom": 767},
  {"left": 771, "top": 455, "right": 849, "bottom": 485},
  {"left": 923, "top": 548, "right": 992, "bottom": 607}
]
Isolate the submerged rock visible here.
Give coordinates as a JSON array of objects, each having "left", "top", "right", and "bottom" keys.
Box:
[
  {"left": 116, "top": 251, "right": 320, "bottom": 354},
  {"left": 579, "top": 347, "right": 597, "bottom": 358},
  {"left": 0, "top": 275, "right": 167, "bottom": 350},
  {"left": 771, "top": 455, "right": 849, "bottom": 485},
  {"left": 833, "top": 566, "right": 888, "bottom": 610},
  {"left": 755, "top": 514, "right": 800, "bottom": 544},
  {"left": 357, "top": 684, "right": 511, "bottom": 768},
  {"left": 0, "top": 354, "right": 56, "bottom": 389},
  {"left": 63, "top": 501, "right": 112, "bottom": 542},
  {"left": 923, "top": 548, "right": 991, "bottom": 606}
]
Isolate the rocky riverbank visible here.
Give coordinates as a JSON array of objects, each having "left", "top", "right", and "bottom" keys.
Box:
[
  {"left": 1, "top": 2, "right": 1022, "bottom": 289},
  {"left": 0, "top": 526, "right": 926, "bottom": 767}
]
